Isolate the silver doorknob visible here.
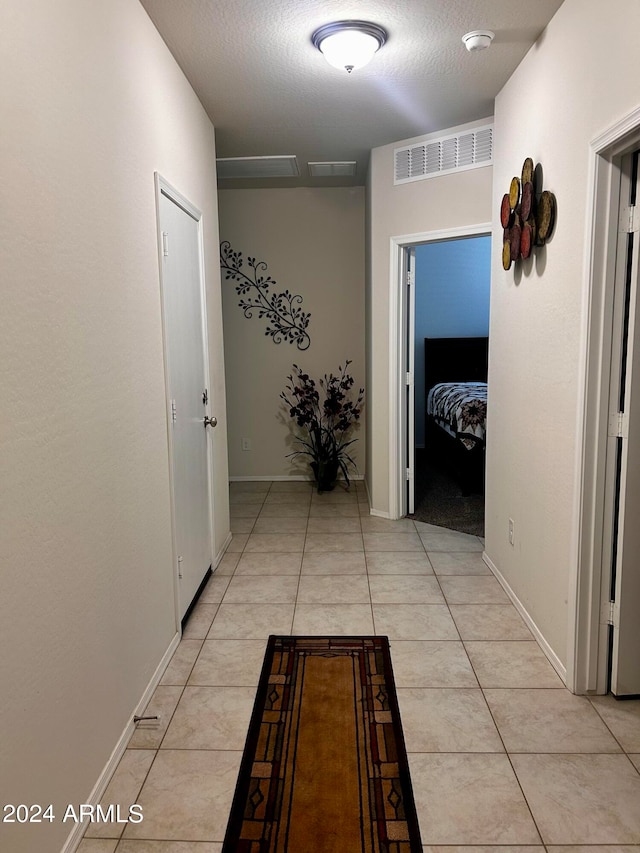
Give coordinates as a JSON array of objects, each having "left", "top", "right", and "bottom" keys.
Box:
[{"left": 204, "top": 416, "right": 217, "bottom": 429}]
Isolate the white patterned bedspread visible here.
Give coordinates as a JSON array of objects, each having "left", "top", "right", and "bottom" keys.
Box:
[{"left": 426, "top": 382, "right": 487, "bottom": 450}]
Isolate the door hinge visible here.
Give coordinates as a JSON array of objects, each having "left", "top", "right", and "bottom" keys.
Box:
[
  {"left": 177, "top": 555, "right": 183, "bottom": 579},
  {"left": 406, "top": 372, "right": 413, "bottom": 386},
  {"left": 170, "top": 399, "right": 177, "bottom": 424},
  {"left": 407, "top": 270, "right": 415, "bottom": 287},
  {"left": 202, "top": 388, "right": 208, "bottom": 406},
  {"left": 406, "top": 467, "right": 413, "bottom": 480},
  {"left": 600, "top": 599, "right": 617, "bottom": 627},
  {"left": 620, "top": 205, "right": 639, "bottom": 234},
  {"left": 608, "top": 411, "right": 628, "bottom": 438},
  {"left": 162, "top": 231, "right": 169, "bottom": 256}
]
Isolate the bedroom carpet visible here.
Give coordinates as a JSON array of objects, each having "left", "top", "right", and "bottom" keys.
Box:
[
  {"left": 410, "top": 449, "right": 485, "bottom": 537},
  {"left": 222, "top": 635, "right": 422, "bottom": 853}
]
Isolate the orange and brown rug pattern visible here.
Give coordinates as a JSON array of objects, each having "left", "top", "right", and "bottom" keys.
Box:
[{"left": 223, "top": 635, "right": 422, "bottom": 852}]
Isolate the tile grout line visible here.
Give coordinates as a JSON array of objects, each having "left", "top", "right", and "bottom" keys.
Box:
[
  {"left": 291, "top": 484, "right": 312, "bottom": 634},
  {"left": 587, "top": 696, "right": 639, "bottom": 758},
  {"left": 360, "top": 497, "right": 378, "bottom": 635}
]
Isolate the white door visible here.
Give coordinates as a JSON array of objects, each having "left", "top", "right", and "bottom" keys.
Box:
[
  {"left": 605, "top": 150, "right": 640, "bottom": 696},
  {"left": 157, "top": 179, "right": 214, "bottom": 622},
  {"left": 406, "top": 248, "right": 416, "bottom": 514}
]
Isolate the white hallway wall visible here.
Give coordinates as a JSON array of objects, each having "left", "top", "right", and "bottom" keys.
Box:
[
  {"left": 486, "top": 0, "right": 640, "bottom": 673},
  {"left": 0, "top": 2, "right": 228, "bottom": 851},
  {"left": 218, "top": 187, "right": 366, "bottom": 480},
  {"left": 367, "top": 119, "right": 494, "bottom": 513}
]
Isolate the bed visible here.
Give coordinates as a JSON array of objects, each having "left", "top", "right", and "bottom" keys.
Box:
[{"left": 424, "top": 336, "right": 488, "bottom": 495}]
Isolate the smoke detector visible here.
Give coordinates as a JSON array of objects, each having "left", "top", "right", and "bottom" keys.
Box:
[{"left": 462, "top": 30, "right": 495, "bottom": 52}]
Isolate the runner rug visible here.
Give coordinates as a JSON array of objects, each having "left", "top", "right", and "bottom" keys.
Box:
[{"left": 222, "top": 635, "right": 422, "bottom": 852}]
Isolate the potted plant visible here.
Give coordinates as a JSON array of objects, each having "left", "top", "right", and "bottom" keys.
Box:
[{"left": 280, "top": 361, "right": 364, "bottom": 492}]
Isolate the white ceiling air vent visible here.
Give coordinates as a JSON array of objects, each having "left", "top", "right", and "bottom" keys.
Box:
[
  {"left": 216, "top": 155, "right": 299, "bottom": 180},
  {"left": 394, "top": 124, "right": 493, "bottom": 185},
  {"left": 308, "top": 161, "right": 357, "bottom": 177}
]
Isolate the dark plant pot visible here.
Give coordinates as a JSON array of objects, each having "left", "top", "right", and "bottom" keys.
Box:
[{"left": 311, "top": 458, "right": 339, "bottom": 493}]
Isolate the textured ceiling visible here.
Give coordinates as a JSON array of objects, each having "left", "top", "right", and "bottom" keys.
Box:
[{"left": 139, "top": 0, "right": 564, "bottom": 188}]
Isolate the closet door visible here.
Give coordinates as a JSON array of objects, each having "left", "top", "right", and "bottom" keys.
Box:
[{"left": 158, "top": 180, "right": 214, "bottom": 621}]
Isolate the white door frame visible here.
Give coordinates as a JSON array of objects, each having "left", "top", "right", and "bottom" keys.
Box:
[
  {"left": 568, "top": 106, "right": 640, "bottom": 694},
  {"left": 389, "top": 223, "right": 492, "bottom": 519},
  {"left": 407, "top": 247, "right": 416, "bottom": 515},
  {"left": 154, "top": 173, "right": 215, "bottom": 629}
]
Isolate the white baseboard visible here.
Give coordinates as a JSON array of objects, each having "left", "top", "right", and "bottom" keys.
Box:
[
  {"left": 362, "top": 478, "right": 372, "bottom": 514},
  {"left": 369, "top": 507, "right": 392, "bottom": 519},
  {"left": 229, "top": 475, "right": 309, "bottom": 482},
  {"left": 229, "top": 474, "right": 365, "bottom": 482},
  {"left": 214, "top": 530, "right": 233, "bottom": 567},
  {"left": 61, "top": 630, "right": 181, "bottom": 853},
  {"left": 483, "top": 551, "right": 567, "bottom": 685}
]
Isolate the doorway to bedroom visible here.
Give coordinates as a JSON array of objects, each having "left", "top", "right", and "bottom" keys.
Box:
[
  {"left": 411, "top": 235, "right": 491, "bottom": 535},
  {"left": 391, "top": 227, "right": 492, "bottom": 531}
]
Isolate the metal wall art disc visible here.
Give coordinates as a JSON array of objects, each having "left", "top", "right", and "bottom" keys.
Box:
[{"left": 501, "top": 158, "right": 556, "bottom": 270}]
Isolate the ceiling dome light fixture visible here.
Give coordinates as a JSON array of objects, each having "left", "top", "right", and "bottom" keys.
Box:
[
  {"left": 312, "top": 20, "right": 387, "bottom": 73},
  {"left": 462, "top": 30, "right": 495, "bottom": 52}
]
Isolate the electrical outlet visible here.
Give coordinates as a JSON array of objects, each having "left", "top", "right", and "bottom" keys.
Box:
[
  {"left": 241, "top": 438, "right": 251, "bottom": 451},
  {"left": 508, "top": 518, "right": 515, "bottom": 546}
]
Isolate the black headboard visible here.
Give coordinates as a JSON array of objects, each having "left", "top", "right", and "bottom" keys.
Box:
[{"left": 424, "top": 337, "right": 489, "bottom": 393}]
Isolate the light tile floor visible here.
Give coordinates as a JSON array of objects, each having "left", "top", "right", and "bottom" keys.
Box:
[{"left": 79, "top": 480, "right": 640, "bottom": 852}]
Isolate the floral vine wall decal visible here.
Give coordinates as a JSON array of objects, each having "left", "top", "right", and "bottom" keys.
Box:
[{"left": 220, "top": 241, "right": 311, "bottom": 350}]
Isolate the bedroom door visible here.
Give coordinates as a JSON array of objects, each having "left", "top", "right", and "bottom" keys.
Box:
[
  {"left": 604, "top": 149, "right": 640, "bottom": 696},
  {"left": 406, "top": 248, "right": 416, "bottom": 514},
  {"left": 157, "top": 177, "right": 214, "bottom": 623}
]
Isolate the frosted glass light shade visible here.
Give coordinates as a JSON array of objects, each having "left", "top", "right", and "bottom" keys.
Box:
[
  {"left": 319, "top": 30, "right": 379, "bottom": 72},
  {"left": 312, "top": 21, "right": 387, "bottom": 73}
]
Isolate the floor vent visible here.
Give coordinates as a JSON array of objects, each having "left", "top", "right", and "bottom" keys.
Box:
[{"left": 394, "top": 125, "right": 493, "bottom": 185}]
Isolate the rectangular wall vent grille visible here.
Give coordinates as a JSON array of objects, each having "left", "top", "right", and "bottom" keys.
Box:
[
  {"left": 216, "top": 155, "right": 299, "bottom": 179},
  {"left": 394, "top": 124, "right": 493, "bottom": 185},
  {"left": 308, "top": 161, "right": 357, "bottom": 177}
]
